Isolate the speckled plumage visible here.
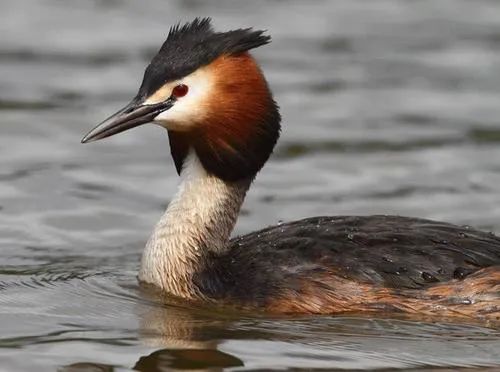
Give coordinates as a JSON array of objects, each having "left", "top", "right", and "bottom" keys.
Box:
[
  {"left": 229, "top": 215, "right": 500, "bottom": 290},
  {"left": 193, "top": 215, "right": 500, "bottom": 318}
]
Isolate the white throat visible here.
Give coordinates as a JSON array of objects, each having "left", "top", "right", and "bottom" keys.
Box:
[{"left": 138, "top": 150, "right": 250, "bottom": 298}]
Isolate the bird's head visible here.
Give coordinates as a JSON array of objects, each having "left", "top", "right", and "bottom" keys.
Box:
[{"left": 82, "top": 18, "right": 281, "bottom": 181}]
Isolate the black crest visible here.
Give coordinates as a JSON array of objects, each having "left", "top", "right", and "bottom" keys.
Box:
[{"left": 137, "top": 18, "right": 271, "bottom": 98}]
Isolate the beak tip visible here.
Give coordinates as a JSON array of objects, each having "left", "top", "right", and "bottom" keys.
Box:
[
  {"left": 80, "top": 134, "right": 93, "bottom": 144},
  {"left": 81, "top": 127, "right": 104, "bottom": 144}
]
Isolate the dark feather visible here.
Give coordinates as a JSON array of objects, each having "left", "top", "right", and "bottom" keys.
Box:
[
  {"left": 168, "top": 130, "right": 190, "bottom": 175},
  {"left": 137, "top": 18, "right": 270, "bottom": 99},
  {"left": 193, "top": 97, "right": 281, "bottom": 182},
  {"left": 194, "top": 215, "right": 500, "bottom": 304}
]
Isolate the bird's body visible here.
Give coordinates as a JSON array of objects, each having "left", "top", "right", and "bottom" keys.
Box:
[
  {"left": 83, "top": 18, "right": 500, "bottom": 321},
  {"left": 217, "top": 216, "right": 500, "bottom": 317}
]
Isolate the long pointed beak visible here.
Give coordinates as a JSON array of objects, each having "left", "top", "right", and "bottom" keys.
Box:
[{"left": 81, "top": 98, "right": 174, "bottom": 143}]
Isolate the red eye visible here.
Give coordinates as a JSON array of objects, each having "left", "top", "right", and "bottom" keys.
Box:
[{"left": 172, "top": 84, "right": 188, "bottom": 98}]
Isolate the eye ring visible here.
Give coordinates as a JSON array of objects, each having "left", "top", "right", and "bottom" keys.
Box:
[{"left": 172, "top": 84, "right": 189, "bottom": 98}]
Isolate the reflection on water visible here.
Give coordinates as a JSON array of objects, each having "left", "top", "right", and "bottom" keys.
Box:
[
  {"left": 44, "top": 281, "right": 500, "bottom": 371},
  {"left": 1, "top": 0, "right": 500, "bottom": 370},
  {"left": 134, "top": 349, "right": 243, "bottom": 371}
]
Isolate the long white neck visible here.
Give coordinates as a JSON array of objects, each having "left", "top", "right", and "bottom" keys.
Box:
[{"left": 138, "top": 151, "right": 251, "bottom": 298}]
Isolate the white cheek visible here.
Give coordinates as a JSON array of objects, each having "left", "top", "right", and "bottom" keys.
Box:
[{"left": 153, "top": 69, "right": 213, "bottom": 131}]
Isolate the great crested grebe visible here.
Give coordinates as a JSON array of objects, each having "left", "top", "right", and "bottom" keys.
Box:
[{"left": 82, "top": 18, "right": 500, "bottom": 320}]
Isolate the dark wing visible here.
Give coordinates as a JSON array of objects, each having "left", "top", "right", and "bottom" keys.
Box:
[{"left": 228, "top": 215, "right": 500, "bottom": 290}]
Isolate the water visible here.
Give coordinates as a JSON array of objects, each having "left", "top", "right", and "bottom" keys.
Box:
[{"left": 1, "top": 0, "right": 500, "bottom": 370}]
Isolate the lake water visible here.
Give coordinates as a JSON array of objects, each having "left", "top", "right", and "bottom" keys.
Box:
[{"left": 1, "top": 0, "right": 500, "bottom": 370}]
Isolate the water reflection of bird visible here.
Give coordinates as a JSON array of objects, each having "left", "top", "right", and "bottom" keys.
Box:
[
  {"left": 82, "top": 18, "right": 499, "bottom": 320},
  {"left": 135, "top": 289, "right": 245, "bottom": 371}
]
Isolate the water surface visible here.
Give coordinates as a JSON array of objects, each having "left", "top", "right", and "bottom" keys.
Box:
[{"left": 1, "top": 0, "right": 500, "bottom": 370}]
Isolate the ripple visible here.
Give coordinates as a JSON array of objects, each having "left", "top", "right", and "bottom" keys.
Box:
[
  {"left": 0, "top": 268, "right": 100, "bottom": 292},
  {"left": 395, "top": 114, "right": 437, "bottom": 125},
  {"left": 362, "top": 185, "right": 460, "bottom": 200},
  {"left": 469, "top": 128, "right": 500, "bottom": 143},
  {"left": 68, "top": 182, "right": 116, "bottom": 200},
  {"left": 0, "top": 164, "right": 49, "bottom": 181},
  {"left": 319, "top": 37, "right": 353, "bottom": 53},
  {"left": 0, "top": 99, "right": 59, "bottom": 111},
  {"left": 308, "top": 79, "right": 347, "bottom": 94},
  {"left": 0, "top": 49, "right": 129, "bottom": 66},
  {"left": 275, "top": 138, "right": 464, "bottom": 158},
  {"left": 59, "top": 362, "right": 114, "bottom": 372}
]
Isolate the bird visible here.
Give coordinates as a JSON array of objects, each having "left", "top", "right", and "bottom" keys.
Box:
[{"left": 82, "top": 18, "right": 500, "bottom": 321}]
